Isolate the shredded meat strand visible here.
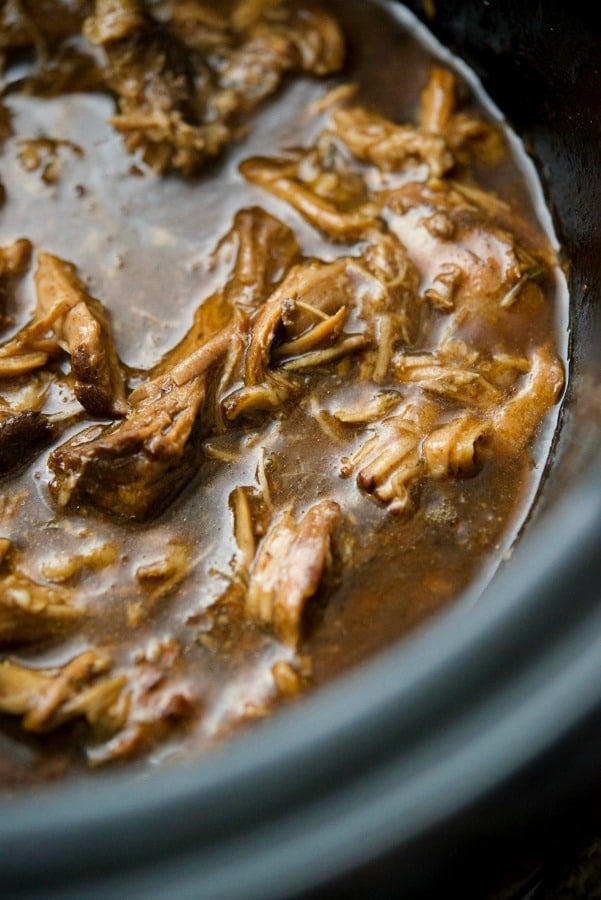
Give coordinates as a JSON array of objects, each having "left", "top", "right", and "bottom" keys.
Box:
[{"left": 245, "top": 499, "right": 340, "bottom": 645}]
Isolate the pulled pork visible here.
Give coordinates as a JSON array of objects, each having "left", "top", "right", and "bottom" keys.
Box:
[
  {"left": 0, "top": 251, "right": 127, "bottom": 417},
  {"left": 49, "top": 324, "right": 235, "bottom": 520},
  {"left": 0, "top": 55, "right": 565, "bottom": 774},
  {"left": 233, "top": 497, "right": 340, "bottom": 646},
  {"left": 0, "top": 541, "right": 83, "bottom": 645},
  {"left": 0, "top": 642, "right": 194, "bottom": 761},
  {"left": 79, "top": 0, "right": 345, "bottom": 173}
]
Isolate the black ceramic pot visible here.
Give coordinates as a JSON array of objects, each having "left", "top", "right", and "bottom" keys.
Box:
[{"left": 1, "top": 2, "right": 599, "bottom": 898}]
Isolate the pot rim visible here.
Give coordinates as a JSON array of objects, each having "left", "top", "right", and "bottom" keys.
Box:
[{"left": 1, "top": 448, "right": 600, "bottom": 899}]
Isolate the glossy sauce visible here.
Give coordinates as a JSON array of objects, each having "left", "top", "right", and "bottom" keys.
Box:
[{"left": 0, "top": 0, "right": 567, "bottom": 790}]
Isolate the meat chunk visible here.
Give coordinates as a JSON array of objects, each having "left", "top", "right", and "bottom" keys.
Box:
[
  {"left": 243, "top": 258, "right": 367, "bottom": 382},
  {"left": 0, "top": 650, "right": 126, "bottom": 735},
  {"left": 360, "top": 232, "right": 422, "bottom": 368},
  {"left": 0, "top": 251, "right": 127, "bottom": 417},
  {"left": 342, "top": 332, "right": 563, "bottom": 511},
  {"left": 0, "top": 0, "right": 92, "bottom": 55},
  {"left": 48, "top": 325, "right": 235, "bottom": 520},
  {"left": 0, "top": 326, "right": 60, "bottom": 379},
  {"left": 0, "top": 556, "right": 83, "bottom": 645},
  {"left": 88, "top": 638, "right": 195, "bottom": 764},
  {"left": 158, "top": 207, "right": 300, "bottom": 374},
  {"left": 491, "top": 343, "right": 565, "bottom": 455},
  {"left": 212, "top": 4, "right": 344, "bottom": 102},
  {"left": 0, "top": 408, "right": 56, "bottom": 476},
  {"left": 331, "top": 390, "right": 403, "bottom": 425},
  {"left": 33, "top": 253, "right": 128, "bottom": 417},
  {"left": 332, "top": 105, "right": 454, "bottom": 178},
  {"left": 240, "top": 148, "right": 380, "bottom": 242},
  {"left": 45, "top": 206, "right": 301, "bottom": 519},
  {"left": 221, "top": 206, "right": 302, "bottom": 310},
  {"left": 394, "top": 352, "right": 503, "bottom": 408},
  {"left": 84, "top": 0, "right": 219, "bottom": 175},
  {"left": 0, "top": 239, "right": 32, "bottom": 332},
  {"left": 0, "top": 239, "right": 31, "bottom": 286},
  {"left": 380, "top": 180, "right": 552, "bottom": 355},
  {"left": 0, "top": 641, "right": 195, "bottom": 764},
  {"left": 245, "top": 499, "right": 340, "bottom": 645},
  {"left": 223, "top": 234, "right": 423, "bottom": 421},
  {"left": 418, "top": 67, "right": 505, "bottom": 165},
  {"left": 84, "top": 0, "right": 344, "bottom": 174},
  {"left": 230, "top": 484, "right": 272, "bottom": 575},
  {"left": 222, "top": 257, "right": 375, "bottom": 420},
  {"left": 342, "top": 400, "right": 439, "bottom": 514},
  {"left": 422, "top": 414, "right": 487, "bottom": 479}
]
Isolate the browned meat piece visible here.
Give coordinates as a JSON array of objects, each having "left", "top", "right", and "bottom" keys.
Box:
[
  {"left": 89, "top": 638, "right": 195, "bottom": 764},
  {"left": 221, "top": 206, "right": 302, "bottom": 310},
  {"left": 223, "top": 257, "right": 376, "bottom": 420},
  {"left": 159, "top": 207, "right": 301, "bottom": 375},
  {"left": 0, "top": 250, "right": 127, "bottom": 418},
  {"left": 0, "top": 327, "right": 59, "bottom": 379},
  {"left": 222, "top": 368, "right": 300, "bottom": 421},
  {"left": 491, "top": 342, "right": 565, "bottom": 455},
  {"left": 360, "top": 233, "right": 422, "bottom": 372},
  {"left": 342, "top": 400, "right": 440, "bottom": 514},
  {"left": 331, "top": 390, "right": 403, "bottom": 425},
  {"left": 33, "top": 253, "right": 127, "bottom": 417},
  {"left": 84, "top": 0, "right": 221, "bottom": 175},
  {"left": 230, "top": 484, "right": 272, "bottom": 575},
  {"left": 0, "top": 638, "right": 195, "bottom": 765},
  {"left": 332, "top": 105, "right": 454, "bottom": 178},
  {"left": 167, "top": 2, "right": 344, "bottom": 106},
  {"left": 0, "top": 549, "right": 83, "bottom": 645},
  {"left": 0, "top": 239, "right": 32, "bottom": 279},
  {"left": 0, "top": 239, "right": 32, "bottom": 330},
  {"left": 251, "top": 238, "right": 418, "bottom": 369},
  {"left": 214, "top": 4, "right": 344, "bottom": 106},
  {"left": 342, "top": 324, "right": 563, "bottom": 510},
  {"left": 0, "top": 650, "right": 126, "bottom": 734},
  {"left": 224, "top": 235, "right": 423, "bottom": 420},
  {"left": 422, "top": 414, "right": 487, "bottom": 479},
  {"left": 48, "top": 325, "right": 235, "bottom": 520},
  {"left": 243, "top": 258, "right": 363, "bottom": 384},
  {"left": 0, "top": 0, "right": 92, "bottom": 58},
  {"left": 84, "top": 0, "right": 344, "bottom": 174},
  {"left": 46, "top": 207, "right": 298, "bottom": 519},
  {"left": 245, "top": 499, "right": 340, "bottom": 645},
  {"left": 419, "top": 67, "right": 504, "bottom": 165},
  {"left": 240, "top": 151, "right": 379, "bottom": 242},
  {"left": 394, "top": 352, "right": 503, "bottom": 408},
  {"left": 379, "top": 180, "right": 553, "bottom": 354},
  {"left": 0, "top": 408, "right": 56, "bottom": 475}
]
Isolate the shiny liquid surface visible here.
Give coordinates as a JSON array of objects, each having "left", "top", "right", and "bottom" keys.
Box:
[{"left": 0, "top": 0, "right": 567, "bottom": 790}]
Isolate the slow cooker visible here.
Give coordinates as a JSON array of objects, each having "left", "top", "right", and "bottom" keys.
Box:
[{"left": 0, "top": 1, "right": 599, "bottom": 897}]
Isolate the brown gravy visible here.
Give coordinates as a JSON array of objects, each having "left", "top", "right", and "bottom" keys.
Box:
[{"left": 0, "top": 0, "right": 567, "bottom": 790}]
